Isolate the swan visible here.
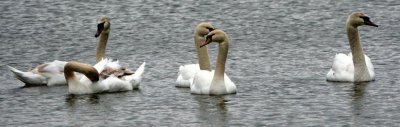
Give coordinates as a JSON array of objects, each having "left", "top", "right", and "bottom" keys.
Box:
[
  {"left": 176, "top": 22, "right": 215, "bottom": 87},
  {"left": 326, "top": 12, "right": 378, "bottom": 82},
  {"left": 190, "top": 29, "right": 237, "bottom": 95},
  {"left": 6, "top": 16, "right": 112, "bottom": 86},
  {"left": 65, "top": 16, "right": 145, "bottom": 94},
  {"left": 64, "top": 58, "right": 145, "bottom": 94}
]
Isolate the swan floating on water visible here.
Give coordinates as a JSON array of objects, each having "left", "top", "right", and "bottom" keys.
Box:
[
  {"left": 65, "top": 16, "right": 145, "bottom": 94},
  {"left": 7, "top": 16, "right": 112, "bottom": 86},
  {"left": 64, "top": 59, "right": 145, "bottom": 94},
  {"left": 190, "top": 29, "right": 237, "bottom": 95},
  {"left": 176, "top": 22, "right": 214, "bottom": 87},
  {"left": 326, "top": 12, "right": 378, "bottom": 82}
]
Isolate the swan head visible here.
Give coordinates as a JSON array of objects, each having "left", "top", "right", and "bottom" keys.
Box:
[
  {"left": 95, "top": 16, "right": 111, "bottom": 37},
  {"left": 347, "top": 12, "right": 378, "bottom": 28},
  {"left": 195, "top": 22, "right": 215, "bottom": 37},
  {"left": 200, "top": 29, "right": 227, "bottom": 48}
]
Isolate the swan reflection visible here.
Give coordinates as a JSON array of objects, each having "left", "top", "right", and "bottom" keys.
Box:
[
  {"left": 351, "top": 82, "right": 368, "bottom": 125},
  {"left": 65, "top": 94, "right": 100, "bottom": 106},
  {"left": 194, "top": 95, "right": 230, "bottom": 126}
]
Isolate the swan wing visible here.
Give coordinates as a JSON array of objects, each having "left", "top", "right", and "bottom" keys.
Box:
[
  {"left": 35, "top": 60, "right": 68, "bottom": 86},
  {"left": 176, "top": 64, "right": 200, "bottom": 87},
  {"left": 190, "top": 70, "right": 213, "bottom": 94},
  {"left": 37, "top": 60, "right": 67, "bottom": 73},
  {"left": 223, "top": 73, "right": 237, "bottom": 94},
  {"left": 364, "top": 54, "right": 375, "bottom": 80},
  {"left": 326, "top": 53, "right": 354, "bottom": 81},
  {"left": 124, "top": 62, "right": 146, "bottom": 88}
]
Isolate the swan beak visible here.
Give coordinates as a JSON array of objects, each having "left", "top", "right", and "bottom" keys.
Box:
[
  {"left": 95, "top": 22, "right": 105, "bottom": 37},
  {"left": 200, "top": 35, "right": 213, "bottom": 48},
  {"left": 362, "top": 16, "right": 378, "bottom": 27},
  {"left": 365, "top": 20, "right": 378, "bottom": 27}
]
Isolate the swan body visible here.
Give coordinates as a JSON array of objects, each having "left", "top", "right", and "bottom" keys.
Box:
[
  {"left": 327, "top": 12, "right": 378, "bottom": 82},
  {"left": 190, "top": 70, "right": 236, "bottom": 94},
  {"left": 176, "top": 22, "right": 215, "bottom": 87},
  {"left": 7, "top": 60, "right": 67, "bottom": 86},
  {"left": 190, "top": 29, "right": 237, "bottom": 95},
  {"left": 326, "top": 53, "right": 374, "bottom": 82},
  {"left": 66, "top": 58, "right": 145, "bottom": 94}
]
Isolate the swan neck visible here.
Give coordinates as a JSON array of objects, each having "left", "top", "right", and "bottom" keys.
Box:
[
  {"left": 194, "top": 33, "right": 211, "bottom": 71},
  {"left": 213, "top": 41, "right": 228, "bottom": 82},
  {"left": 64, "top": 62, "right": 99, "bottom": 82},
  {"left": 347, "top": 25, "right": 370, "bottom": 81},
  {"left": 96, "top": 32, "right": 109, "bottom": 63}
]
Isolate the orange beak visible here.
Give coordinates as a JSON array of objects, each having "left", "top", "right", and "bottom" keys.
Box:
[{"left": 200, "top": 35, "right": 213, "bottom": 48}]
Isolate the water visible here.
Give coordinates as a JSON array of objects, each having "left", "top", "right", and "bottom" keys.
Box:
[{"left": 1, "top": 0, "right": 400, "bottom": 126}]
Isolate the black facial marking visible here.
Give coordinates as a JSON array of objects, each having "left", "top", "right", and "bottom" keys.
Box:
[
  {"left": 95, "top": 22, "right": 105, "bottom": 37},
  {"left": 360, "top": 16, "right": 370, "bottom": 21},
  {"left": 360, "top": 16, "right": 378, "bottom": 27},
  {"left": 206, "top": 27, "right": 215, "bottom": 32},
  {"left": 205, "top": 33, "right": 215, "bottom": 40}
]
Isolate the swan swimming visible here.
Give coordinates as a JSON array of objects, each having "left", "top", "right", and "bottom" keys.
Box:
[
  {"left": 326, "top": 12, "right": 378, "bottom": 82},
  {"left": 190, "top": 29, "right": 237, "bottom": 95},
  {"left": 7, "top": 16, "right": 113, "bottom": 86},
  {"left": 176, "top": 22, "right": 215, "bottom": 87},
  {"left": 65, "top": 16, "right": 145, "bottom": 94}
]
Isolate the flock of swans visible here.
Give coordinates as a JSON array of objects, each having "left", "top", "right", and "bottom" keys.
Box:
[{"left": 7, "top": 11, "right": 378, "bottom": 95}]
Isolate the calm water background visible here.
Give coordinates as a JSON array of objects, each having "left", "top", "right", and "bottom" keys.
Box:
[{"left": 1, "top": 0, "right": 399, "bottom": 126}]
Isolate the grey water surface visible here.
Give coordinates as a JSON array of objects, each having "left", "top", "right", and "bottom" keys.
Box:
[{"left": 1, "top": 0, "right": 400, "bottom": 126}]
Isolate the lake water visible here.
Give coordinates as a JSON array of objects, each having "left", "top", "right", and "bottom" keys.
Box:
[{"left": 1, "top": 0, "right": 400, "bottom": 126}]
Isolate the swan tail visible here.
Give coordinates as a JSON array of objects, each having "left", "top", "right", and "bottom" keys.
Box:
[
  {"left": 7, "top": 65, "right": 47, "bottom": 86},
  {"left": 178, "top": 65, "right": 184, "bottom": 73},
  {"left": 126, "top": 62, "right": 146, "bottom": 88},
  {"left": 176, "top": 74, "right": 190, "bottom": 87},
  {"left": 175, "top": 65, "right": 190, "bottom": 87},
  {"left": 134, "top": 62, "right": 146, "bottom": 77}
]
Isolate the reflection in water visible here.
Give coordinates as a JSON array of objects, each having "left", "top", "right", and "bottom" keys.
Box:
[
  {"left": 65, "top": 94, "right": 100, "bottom": 106},
  {"left": 351, "top": 82, "right": 369, "bottom": 126},
  {"left": 194, "top": 95, "right": 229, "bottom": 126}
]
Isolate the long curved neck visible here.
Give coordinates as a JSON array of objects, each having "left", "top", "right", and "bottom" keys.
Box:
[
  {"left": 209, "top": 40, "right": 229, "bottom": 95},
  {"left": 64, "top": 61, "right": 99, "bottom": 82},
  {"left": 213, "top": 41, "right": 228, "bottom": 84},
  {"left": 96, "top": 32, "right": 109, "bottom": 63},
  {"left": 194, "top": 33, "right": 211, "bottom": 71},
  {"left": 347, "top": 25, "right": 370, "bottom": 81}
]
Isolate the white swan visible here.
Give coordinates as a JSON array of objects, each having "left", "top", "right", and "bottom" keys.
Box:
[
  {"left": 64, "top": 59, "right": 145, "bottom": 94},
  {"left": 190, "top": 29, "right": 237, "bottom": 95},
  {"left": 176, "top": 22, "right": 214, "bottom": 87},
  {"left": 327, "top": 12, "right": 378, "bottom": 82},
  {"left": 65, "top": 16, "right": 145, "bottom": 94},
  {"left": 6, "top": 16, "right": 112, "bottom": 86}
]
